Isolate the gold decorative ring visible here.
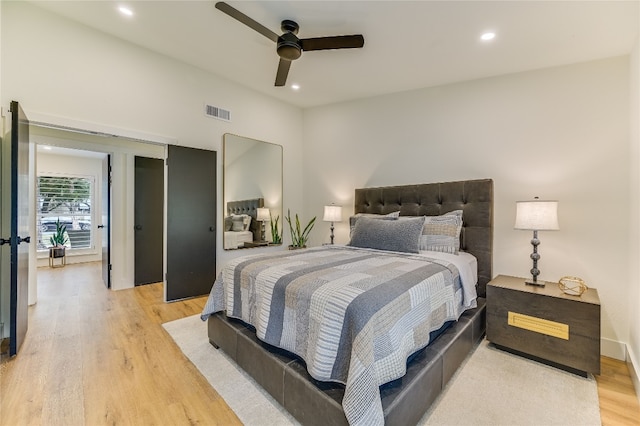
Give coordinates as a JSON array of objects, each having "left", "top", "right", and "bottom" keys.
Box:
[{"left": 558, "top": 276, "right": 588, "bottom": 296}]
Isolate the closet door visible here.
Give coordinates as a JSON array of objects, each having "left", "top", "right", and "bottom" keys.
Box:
[
  {"left": 166, "top": 145, "right": 216, "bottom": 301},
  {"left": 134, "top": 156, "right": 164, "bottom": 286}
]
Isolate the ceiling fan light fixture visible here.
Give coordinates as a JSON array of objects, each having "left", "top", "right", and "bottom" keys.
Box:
[{"left": 277, "top": 33, "right": 302, "bottom": 60}]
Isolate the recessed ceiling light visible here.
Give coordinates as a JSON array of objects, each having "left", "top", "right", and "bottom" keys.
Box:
[
  {"left": 42, "top": 146, "right": 52, "bottom": 150},
  {"left": 291, "top": 84, "right": 300, "bottom": 91},
  {"left": 118, "top": 6, "right": 134, "bottom": 17},
  {"left": 481, "top": 32, "right": 496, "bottom": 41}
]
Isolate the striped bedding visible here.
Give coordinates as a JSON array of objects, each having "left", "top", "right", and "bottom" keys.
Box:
[{"left": 201, "top": 245, "right": 476, "bottom": 426}]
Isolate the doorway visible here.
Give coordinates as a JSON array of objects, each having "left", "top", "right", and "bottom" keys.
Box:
[{"left": 29, "top": 123, "right": 165, "bottom": 293}]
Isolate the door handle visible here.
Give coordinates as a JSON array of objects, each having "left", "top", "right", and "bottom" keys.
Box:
[
  {"left": 97, "top": 225, "right": 105, "bottom": 229},
  {"left": 209, "top": 226, "right": 215, "bottom": 232},
  {"left": 135, "top": 225, "right": 142, "bottom": 230},
  {"left": 0, "top": 237, "right": 10, "bottom": 245},
  {"left": 17, "top": 236, "right": 31, "bottom": 244}
]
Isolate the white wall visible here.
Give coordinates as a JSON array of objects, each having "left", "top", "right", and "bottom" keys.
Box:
[
  {"left": 629, "top": 32, "right": 640, "bottom": 397},
  {"left": 0, "top": 1, "right": 303, "bottom": 295},
  {"left": 303, "top": 57, "right": 631, "bottom": 359}
]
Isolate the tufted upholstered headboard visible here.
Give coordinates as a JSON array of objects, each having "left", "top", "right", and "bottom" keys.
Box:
[
  {"left": 354, "top": 179, "right": 493, "bottom": 297},
  {"left": 227, "top": 198, "right": 264, "bottom": 242}
]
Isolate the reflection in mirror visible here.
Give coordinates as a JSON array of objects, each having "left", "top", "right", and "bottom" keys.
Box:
[{"left": 223, "top": 134, "right": 282, "bottom": 250}]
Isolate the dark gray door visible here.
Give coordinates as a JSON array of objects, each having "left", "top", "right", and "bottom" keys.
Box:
[
  {"left": 100, "top": 155, "right": 111, "bottom": 288},
  {"left": 166, "top": 145, "right": 216, "bottom": 301},
  {"left": 9, "top": 101, "right": 31, "bottom": 356},
  {"left": 134, "top": 156, "right": 164, "bottom": 286}
]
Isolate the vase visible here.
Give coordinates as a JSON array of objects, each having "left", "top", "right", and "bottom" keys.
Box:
[
  {"left": 48, "top": 246, "right": 66, "bottom": 268},
  {"left": 49, "top": 246, "right": 66, "bottom": 258}
]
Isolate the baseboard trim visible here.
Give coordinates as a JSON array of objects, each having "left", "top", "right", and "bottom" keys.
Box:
[
  {"left": 601, "top": 337, "right": 627, "bottom": 360},
  {"left": 626, "top": 345, "right": 640, "bottom": 406}
]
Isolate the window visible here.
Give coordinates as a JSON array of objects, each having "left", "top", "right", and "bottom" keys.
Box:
[{"left": 37, "top": 176, "right": 94, "bottom": 251}]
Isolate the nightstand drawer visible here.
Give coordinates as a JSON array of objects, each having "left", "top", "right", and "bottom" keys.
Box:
[{"left": 486, "top": 275, "right": 600, "bottom": 376}]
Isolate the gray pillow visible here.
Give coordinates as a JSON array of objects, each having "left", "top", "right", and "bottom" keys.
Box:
[
  {"left": 224, "top": 216, "right": 233, "bottom": 231},
  {"left": 231, "top": 215, "right": 245, "bottom": 231},
  {"left": 349, "top": 211, "right": 400, "bottom": 236},
  {"left": 348, "top": 216, "right": 426, "bottom": 253}
]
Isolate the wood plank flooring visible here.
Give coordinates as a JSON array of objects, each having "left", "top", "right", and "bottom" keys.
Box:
[
  {"left": 1, "top": 261, "right": 639, "bottom": 425},
  {"left": 0, "top": 262, "right": 240, "bottom": 426},
  {"left": 597, "top": 356, "right": 640, "bottom": 425}
]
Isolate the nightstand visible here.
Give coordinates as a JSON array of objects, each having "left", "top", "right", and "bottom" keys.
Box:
[{"left": 486, "top": 275, "right": 600, "bottom": 376}]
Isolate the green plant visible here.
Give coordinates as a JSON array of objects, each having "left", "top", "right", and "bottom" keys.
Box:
[
  {"left": 270, "top": 214, "right": 282, "bottom": 245},
  {"left": 285, "top": 209, "right": 316, "bottom": 248},
  {"left": 49, "top": 218, "right": 68, "bottom": 247}
]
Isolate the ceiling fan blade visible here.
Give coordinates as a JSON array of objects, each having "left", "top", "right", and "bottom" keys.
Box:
[
  {"left": 300, "top": 35, "right": 364, "bottom": 52},
  {"left": 275, "top": 59, "right": 292, "bottom": 87},
  {"left": 215, "top": 2, "right": 278, "bottom": 43}
]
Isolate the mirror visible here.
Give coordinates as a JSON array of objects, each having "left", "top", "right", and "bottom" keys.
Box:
[{"left": 223, "top": 134, "right": 283, "bottom": 250}]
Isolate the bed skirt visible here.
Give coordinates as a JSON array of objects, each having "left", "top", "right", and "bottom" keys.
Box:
[{"left": 207, "top": 298, "right": 486, "bottom": 426}]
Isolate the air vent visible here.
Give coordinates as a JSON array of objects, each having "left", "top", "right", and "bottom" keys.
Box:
[{"left": 204, "top": 103, "right": 231, "bottom": 122}]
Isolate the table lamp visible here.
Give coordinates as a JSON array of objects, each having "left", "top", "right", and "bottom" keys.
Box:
[
  {"left": 323, "top": 204, "right": 342, "bottom": 245},
  {"left": 514, "top": 198, "right": 559, "bottom": 287},
  {"left": 256, "top": 207, "right": 270, "bottom": 242}
]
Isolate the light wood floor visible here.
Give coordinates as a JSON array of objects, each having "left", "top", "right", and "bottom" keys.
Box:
[
  {"left": 1, "top": 262, "right": 639, "bottom": 425},
  {"left": 0, "top": 262, "right": 240, "bottom": 426}
]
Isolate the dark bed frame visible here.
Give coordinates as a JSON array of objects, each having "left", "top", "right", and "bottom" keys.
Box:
[{"left": 209, "top": 179, "right": 493, "bottom": 425}]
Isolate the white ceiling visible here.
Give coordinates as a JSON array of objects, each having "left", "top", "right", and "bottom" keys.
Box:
[{"left": 29, "top": 1, "right": 639, "bottom": 109}]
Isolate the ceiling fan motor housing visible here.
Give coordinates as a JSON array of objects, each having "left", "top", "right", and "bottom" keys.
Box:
[{"left": 277, "top": 32, "right": 302, "bottom": 61}]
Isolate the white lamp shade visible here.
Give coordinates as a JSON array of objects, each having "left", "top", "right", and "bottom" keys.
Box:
[
  {"left": 323, "top": 205, "right": 343, "bottom": 222},
  {"left": 256, "top": 207, "right": 270, "bottom": 222},
  {"left": 514, "top": 200, "right": 559, "bottom": 231}
]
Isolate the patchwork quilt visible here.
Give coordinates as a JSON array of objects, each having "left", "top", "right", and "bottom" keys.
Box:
[{"left": 201, "top": 245, "right": 472, "bottom": 426}]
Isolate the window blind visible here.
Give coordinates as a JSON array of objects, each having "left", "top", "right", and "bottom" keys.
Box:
[{"left": 37, "top": 176, "right": 93, "bottom": 250}]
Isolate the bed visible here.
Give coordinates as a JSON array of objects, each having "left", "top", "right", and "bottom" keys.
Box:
[
  {"left": 223, "top": 198, "right": 264, "bottom": 249},
  {"left": 203, "top": 179, "right": 493, "bottom": 425}
]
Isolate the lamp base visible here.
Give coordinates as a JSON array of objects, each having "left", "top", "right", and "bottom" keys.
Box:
[{"left": 525, "top": 279, "right": 546, "bottom": 287}]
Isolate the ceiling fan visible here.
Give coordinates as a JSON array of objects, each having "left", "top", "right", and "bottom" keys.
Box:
[{"left": 215, "top": 2, "right": 365, "bottom": 87}]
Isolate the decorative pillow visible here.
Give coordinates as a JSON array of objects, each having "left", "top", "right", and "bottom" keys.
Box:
[
  {"left": 243, "top": 215, "right": 252, "bottom": 231},
  {"left": 349, "top": 211, "right": 400, "bottom": 236},
  {"left": 224, "top": 216, "right": 233, "bottom": 232},
  {"left": 230, "top": 214, "right": 252, "bottom": 232},
  {"left": 419, "top": 210, "right": 463, "bottom": 254},
  {"left": 231, "top": 215, "right": 245, "bottom": 231},
  {"left": 348, "top": 216, "right": 425, "bottom": 254}
]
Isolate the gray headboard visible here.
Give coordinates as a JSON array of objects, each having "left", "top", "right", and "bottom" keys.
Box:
[
  {"left": 227, "top": 198, "right": 264, "bottom": 242},
  {"left": 354, "top": 179, "right": 493, "bottom": 297}
]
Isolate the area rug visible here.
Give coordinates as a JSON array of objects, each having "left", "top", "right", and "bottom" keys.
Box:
[{"left": 163, "top": 315, "right": 601, "bottom": 426}]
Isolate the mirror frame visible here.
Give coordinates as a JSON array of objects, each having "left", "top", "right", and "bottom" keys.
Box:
[{"left": 222, "top": 133, "right": 283, "bottom": 250}]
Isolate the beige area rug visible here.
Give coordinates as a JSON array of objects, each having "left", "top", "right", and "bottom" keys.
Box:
[{"left": 163, "top": 315, "right": 601, "bottom": 426}]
